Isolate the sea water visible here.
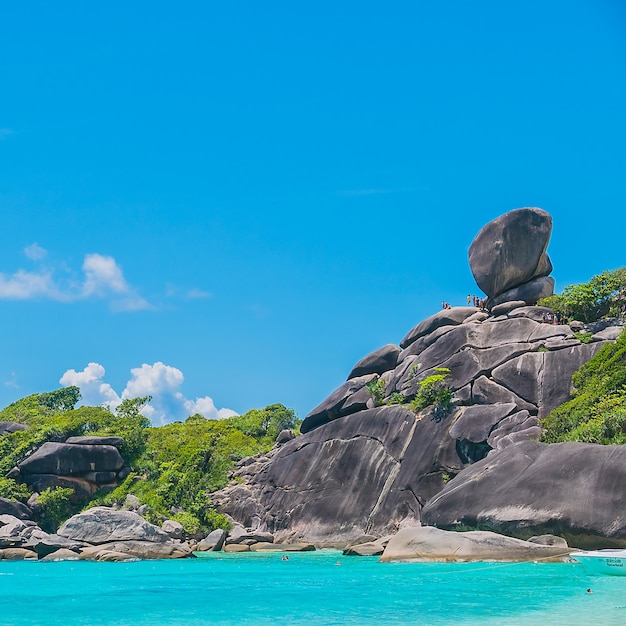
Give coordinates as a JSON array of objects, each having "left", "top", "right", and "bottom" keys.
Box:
[{"left": 0, "top": 551, "right": 624, "bottom": 625}]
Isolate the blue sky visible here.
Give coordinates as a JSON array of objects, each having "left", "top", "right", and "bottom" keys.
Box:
[{"left": 1, "top": 1, "right": 625, "bottom": 423}]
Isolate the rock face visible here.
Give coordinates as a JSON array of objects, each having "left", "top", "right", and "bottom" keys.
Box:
[
  {"left": 421, "top": 441, "right": 626, "bottom": 549},
  {"left": 212, "top": 207, "right": 625, "bottom": 548},
  {"left": 468, "top": 207, "right": 553, "bottom": 304},
  {"left": 57, "top": 507, "right": 191, "bottom": 560},
  {"left": 11, "top": 439, "right": 130, "bottom": 502}
]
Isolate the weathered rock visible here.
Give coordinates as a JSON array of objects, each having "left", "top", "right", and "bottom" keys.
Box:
[
  {"left": 471, "top": 376, "right": 537, "bottom": 412},
  {"left": 301, "top": 374, "right": 377, "bottom": 433},
  {"left": 490, "top": 301, "right": 527, "bottom": 316},
  {"left": 468, "top": 207, "right": 552, "bottom": 299},
  {"left": 215, "top": 404, "right": 469, "bottom": 545},
  {"left": 421, "top": 441, "right": 626, "bottom": 548},
  {"left": 528, "top": 534, "right": 569, "bottom": 548},
  {"left": 57, "top": 507, "right": 171, "bottom": 544},
  {"left": 23, "top": 475, "right": 96, "bottom": 502},
  {"left": 196, "top": 528, "right": 226, "bottom": 552},
  {"left": 343, "top": 540, "right": 386, "bottom": 556},
  {"left": 223, "top": 543, "right": 250, "bottom": 552},
  {"left": 276, "top": 429, "right": 295, "bottom": 445},
  {"left": 0, "top": 547, "right": 38, "bottom": 560},
  {"left": 507, "top": 306, "right": 554, "bottom": 322},
  {"left": 400, "top": 308, "right": 478, "bottom": 349},
  {"left": 80, "top": 540, "right": 190, "bottom": 560},
  {"left": 65, "top": 436, "right": 123, "bottom": 447},
  {"left": 162, "top": 519, "right": 184, "bottom": 540},
  {"left": 448, "top": 404, "right": 518, "bottom": 443},
  {"left": 250, "top": 542, "right": 315, "bottom": 552},
  {"left": 347, "top": 344, "right": 401, "bottom": 379},
  {"left": 24, "top": 530, "right": 86, "bottom": 557},
  {"left": 491, "top": 342, "right": 605, "bottom": 417},
  {"left": 18, "top": 442, "right": 125, "bottom": 475},
  {"left": 380, "top": 525, "right": 570, "bottom": 562},
  {"left": 487, "top": 276, "right": 555, "bottom": 308},
  {"left": 0, "top": 421, "right": 28, "bottom": 435},
  {"left": 40, "top": 548, "right": 80, "bottom": 561},
  {"left": 0, "top": 497, "right": 33, "bottom": 520}
]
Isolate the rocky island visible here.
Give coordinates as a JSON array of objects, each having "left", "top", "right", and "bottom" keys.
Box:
[{"left": 0, "top": 207, "right": 624, "bottom": 562}]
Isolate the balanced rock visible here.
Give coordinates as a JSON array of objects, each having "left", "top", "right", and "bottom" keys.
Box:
[{"left": 468, "top": 207, "right": 552, "bottom": 300}]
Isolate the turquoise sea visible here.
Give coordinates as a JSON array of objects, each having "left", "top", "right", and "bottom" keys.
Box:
[{"left": 1, "top": 551, "right": 624, "bottom": 625}]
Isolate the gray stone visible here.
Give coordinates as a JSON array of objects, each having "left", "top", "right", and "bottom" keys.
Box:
[
  {"left": 468, "top": 207, "right": 553, "bottom": 298},
  {"left": 471, "top": 376, "right": 537, "bottom": 412},
  {"left": 490, "top": 301, "right": 527, "bottom": 316},
  {"left": 508, "top": 306, "right": 555, "bottom": 322},
  {"left": 301, "top": 374, "right": 377, "bottom": 433},
  {"left": 196, "top": 528, "right": 226, "bottom": 552},
  {"left": 487, "top": 276, "right": 555, "bottom": 308},
  {"left": 347, "top": 344, "right": 401, "bottom": 379},
  {"left": 449, "top": 404, "right": 518, "bottom": 443},
  {"left": 491, "top": 342, "right": 605, "bottom": 417},
  {"left": 0, "top": 548, "right": 38, "bottom": 560},
  {"left": 162, "top": 519, "right": 184, "bottom": 539},
  {"left": 276, "top": 429, "right": 295, "bottom": 445},
  {"left": 65, "top": 436, "right": 124, "bottom": 447},
  {"left": 40, "top": 548, "right": 81, "bottom": 561},
  {"left": 400, "top": 307, "right": 478, "bottom": 349},
  {"left": 18, "top": 442, "right": 125, "bottom": 475},
  {"left": 58, "top": 507, "right": 171, "bottom": 544},
  {"left": 380, "top": 525, "right": 570, "bottom": 562},
  {"left": 421, "top": 441, "right": 626, "bottom": 548},
  {"left": 23, "top": 475, "right": 96, "bottom": 502},
  {"left": 0, "top": 498, "right": 33, "bottom": 520},
  {"left": 0, "top": 422, "right": 28, "bottom": 435},
  {"left": 24, "top": 530, "right": 85, "bottom": 557},
  {"left": 80, "top": 540, "right": 190, "bottom": 560}
]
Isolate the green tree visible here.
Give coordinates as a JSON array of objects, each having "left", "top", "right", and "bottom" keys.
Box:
[{"left": 539, "top": 268, "right": 626, "bottom": 323}]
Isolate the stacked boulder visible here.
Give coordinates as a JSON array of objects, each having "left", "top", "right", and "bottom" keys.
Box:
[
  {"left": 212, "top": 207, "right": 626, "bottom": 549},
  {"left": 7, "top": 436, "right": 131, "bottom": 502},
  {"left": 468, "top": 207, "right": 555, "bottom": 308}
]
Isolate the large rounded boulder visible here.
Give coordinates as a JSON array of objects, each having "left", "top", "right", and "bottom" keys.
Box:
[{"left": 468, "top": 207, "right": 552, "bottom": 300}]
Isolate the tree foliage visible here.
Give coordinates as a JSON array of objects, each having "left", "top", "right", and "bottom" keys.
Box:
[
  {"left": 539, "top": 267, "right": 626, "bottom": 323},
  {"left": 541, "top": 328, "right": 626, "bottom": 444}
]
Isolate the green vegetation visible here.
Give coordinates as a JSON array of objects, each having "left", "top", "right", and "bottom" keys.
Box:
[
  {"left": 410, "top": 367, "right": 453, "bottom": 421},
  {"left": 0, "top": 389, "right": 299, "bottom": 535},
  {"left": 541, "top": 328, "right": 626, "bottom": 444},
  {"left": 365, "top": 367, "right": 454, "bottom": 421},
  {"left": 539, "top": 267, "right": 626, "bottom": 323},
  {"left": 365, "top": 378, "right": 386, "bottom": 406},
  {"left": 99, "top": 403, "right": 298, "bottom": 532},
  {"left": 37, "top": 487, "right": 75, "bottom": 532}
]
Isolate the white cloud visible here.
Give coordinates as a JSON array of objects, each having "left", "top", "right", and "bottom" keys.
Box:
[
  {"left": 24, "top": 243, "right": 47, "bottom": 261},
  {"left": 0, "top": 269, "right": 63, "bottom": 300},
  {"left": 0, "top": 249, "right": 152, "bottom": 311},
  {"left": 82, "top": 254, "right": 130, "bottom": 296},
  {"left": 59, "top": 362, "right": 121, "bottom": 409},
  {"left": 60, "top": 361, "right": 238, "bottom": 425},
  {"left": 185, "top": 288, "right": 211, "bottom": 300},
  {"left": 0, "top": 129, "right": 13, "bottom": 140}
]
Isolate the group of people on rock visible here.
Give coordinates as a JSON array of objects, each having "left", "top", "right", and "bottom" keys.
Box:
[
  {"left": 467, "top": 294, "right": 486, "bottom": 309},
  {"left": 542, "top": 311, "right": 569, "bottom": 325}
]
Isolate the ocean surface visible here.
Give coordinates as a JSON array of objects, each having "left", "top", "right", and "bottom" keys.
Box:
[{"left": 1, "top": 551, "right": 624, "bottom": 625}]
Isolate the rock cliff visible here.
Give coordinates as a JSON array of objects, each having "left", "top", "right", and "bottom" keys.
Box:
[{"left": 213, "top": 208, "right": 626, "bottom": 547}]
